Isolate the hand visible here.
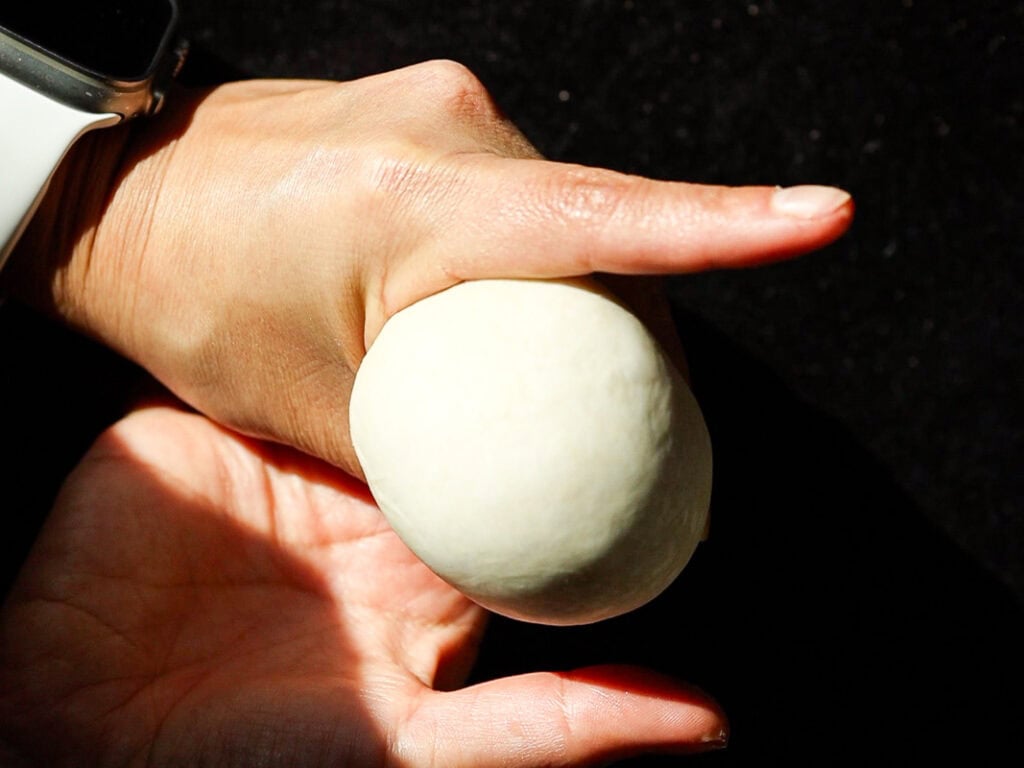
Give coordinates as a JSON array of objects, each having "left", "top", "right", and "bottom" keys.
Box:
[
  {"left": 0, "top": 403, "right": 727, "bottom": 766},
  {"left": 4, "top": 61, "right": 853, "bottom": 478}
]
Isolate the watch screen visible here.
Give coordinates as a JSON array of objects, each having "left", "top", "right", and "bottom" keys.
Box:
[{"left": 0, "top": 0, "right": 175, "bottom": 81}]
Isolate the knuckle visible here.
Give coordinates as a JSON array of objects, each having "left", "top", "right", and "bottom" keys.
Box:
[
  {"left": 414, "top": 59, "right": 496, "bottom": 122},
  {"left": 364, "top": 149, "right": 465, "bottom": 212},
  {"left": 545, "top": 166, "right": 637, "bottom": 226},
  {"left": 532, "top": 166, "right": 654, "bottom": 271},
  {"left": 416, "top": 58, "right": 485, "bottom": 94}
]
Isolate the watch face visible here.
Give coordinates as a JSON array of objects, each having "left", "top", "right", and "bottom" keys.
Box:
[{"left": 0, "top": 0, "right": 176, "bottom": 81}]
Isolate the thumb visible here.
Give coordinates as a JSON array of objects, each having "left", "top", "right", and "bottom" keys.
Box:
[{"left": 397, "top": 665, "right": 728, "bottom": 767}]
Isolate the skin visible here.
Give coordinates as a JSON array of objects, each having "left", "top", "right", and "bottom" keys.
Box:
[
  {"left": 1, "top": 404, "right": 728, "bottom": 766},
  {"left": 0, "top": 61, "right": 853, "bottom": 765},
  {"left": 3, "top": 61, "right": 853, "bottom": 480}
]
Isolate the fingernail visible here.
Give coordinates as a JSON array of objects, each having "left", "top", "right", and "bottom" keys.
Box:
[{"left": 771, "top": 185, "right": 851, "bottom": 219}]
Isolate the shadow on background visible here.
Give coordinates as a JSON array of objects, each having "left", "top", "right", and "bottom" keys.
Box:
[
  {"left": 471, "top": 308, "right": 1024, "bottom": 765},
  {"left": 1, "top": 303, "right": 144, "bottom": 595}
]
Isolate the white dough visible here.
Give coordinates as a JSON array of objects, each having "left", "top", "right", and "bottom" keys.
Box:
[{"left": 349, "top": 278, "right": 712, "bottom": 625}]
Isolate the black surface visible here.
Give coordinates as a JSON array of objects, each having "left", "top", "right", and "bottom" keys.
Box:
[
  {"left": 3, "top": 1, "right": 1021, "bottom": 764},
  {"left": 0, "top": 0, "right": 178, "bottom": 79},
  {"left": 177, "top": 0, "right": 1024, "bottom": 606}
]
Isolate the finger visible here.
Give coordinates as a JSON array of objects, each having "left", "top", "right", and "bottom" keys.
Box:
[
  {"left": 415, "top": 157, "right": 853, "bottom": 284},
  {"left": 396, "top": 665, "right": 727, "bottom": 767}
]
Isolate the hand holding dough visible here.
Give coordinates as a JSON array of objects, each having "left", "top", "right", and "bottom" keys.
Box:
[{"left": 349, "top": 278, "right": 712, "bottom": 625}]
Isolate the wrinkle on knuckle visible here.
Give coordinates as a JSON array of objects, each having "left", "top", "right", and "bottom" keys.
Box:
[
  {"left": 357, "top": 149, "right": 471, "bottom": 314},
  {"left": 549, "top": 672, "right": 577, "bottom": 762},
  {"left": 368, "top": 152, "right": 430, "bottom": 202},
  {"left": 366, "top": 151, "right": 469, "bottom": 228},
  {"left": 534, "top": 167, "right": 643, "bottom": 269},
  {"left": 546, "top": 167, "right": 636, "bottom": 225}
]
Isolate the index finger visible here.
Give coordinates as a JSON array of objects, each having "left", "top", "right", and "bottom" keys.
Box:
[
  {"left": 371, "top": 156, "right": 853, "bottom": 343},
  {"left": 383, "top": 156, "right": 853, "bottom": 306}
]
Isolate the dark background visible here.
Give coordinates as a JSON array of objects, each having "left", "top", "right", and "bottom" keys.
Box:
[{"left": 3, "top": 1, "right": 1021, "bottom": 765}]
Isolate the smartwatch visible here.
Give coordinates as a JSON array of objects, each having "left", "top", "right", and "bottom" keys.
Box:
[{"left": 0, "top": 0, "right": 186, "bottom": 269}]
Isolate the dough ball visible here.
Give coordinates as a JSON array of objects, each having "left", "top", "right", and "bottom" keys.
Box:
[{"left": 349, "top": 278, "right": 711, "bottom": 625}]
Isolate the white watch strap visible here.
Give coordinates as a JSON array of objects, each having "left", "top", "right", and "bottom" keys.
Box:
[{"left": 1, "top": 73, "right": 120, "bottom": 270}]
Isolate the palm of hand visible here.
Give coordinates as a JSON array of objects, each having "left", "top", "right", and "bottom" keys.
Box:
[{"left": 1, "top": 406, "right": 723, "bottom": 767}]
